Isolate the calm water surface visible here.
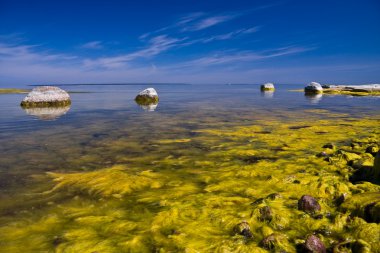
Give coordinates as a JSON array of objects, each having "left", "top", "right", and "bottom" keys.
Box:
[
  {"left": 0, "top": 84, "right": 379, "bottom": 192},
  {"left": 0, "top": 84, "right": 379, "bottom": 252}
]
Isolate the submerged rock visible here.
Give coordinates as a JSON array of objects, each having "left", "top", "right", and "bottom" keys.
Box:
[
  {"left": 261, "top": 83, "right": 275, "bottom": 91},
  {"left": 260, "top": 233, "right": 288, "bottom": 250},
  {"left": 135, "top": 88, "right": 159, "bottom": 105},
  {"left": 259, "top": 206, "right": 273, "bottom": 222},
  {"left": 234, "top": 221, "right": 253, "bottom": 239},
  {"left": 304, "top": 235, "right": 326, "bottom": 253},
  {"left": 298, "top": 195, "right": 321, "bottom": 213},
  {"left": 20, "top": 86, "right": 71, "bottom": 108},
  {"left": 266, "top": 193, "right": 283, "bottom": 200},
  {"left": 322, "top": 143, "right": 335, "bottom": 149},
  {"left": 304, "top": 82, "right": 323, "bottom": 94}
]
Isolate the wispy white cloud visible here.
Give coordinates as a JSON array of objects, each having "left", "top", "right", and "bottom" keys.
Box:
[
  {"left": 199, "top": 26, "right": 260, "bottom": 43},
  {"left": 1, "top": 40, "right": 378, "bottom": 85},
  {"left": 166, "top": 46, "right": 314, "bottom": 69},
  {"left": 139, "top": 11, "right": 239, "bottom": 40},
  {"left": 0, "top": 43, "right": 77, "bottom": 62},
  {"left": 182, "top": 14, "right": 236, "bottom": 31},
  {"left": 81, "top": 41, "right": 103, "bottom": 49},
  {"left": 83, "top": 35, "right": 184, "bottom": 69},
  {"left": 139, "top": 12, "right": 206, "bottom": 40}
]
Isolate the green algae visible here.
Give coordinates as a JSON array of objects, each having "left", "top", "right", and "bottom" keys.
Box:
[
  {"left": 1, "top": 111, "right": 380, "bottom": 252},
  {"left": 135, "top": 95, "right": 159, "bottom": 105},
  {"left": 20, "top": 100, "right": 72, "bottom": 108},
  {"left": 45, "top": 165, "right": 163, "bottom": 198},
  {"left": 290, "top": 88, "right": 380, "bottom": 96},
  {"left": 323, "top": 89, "right": 380, "bottom": 96}
]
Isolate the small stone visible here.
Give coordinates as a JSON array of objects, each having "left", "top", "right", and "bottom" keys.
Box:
[
  {"left": 52, "top": 236, "right": 65, "bottom": 246},
  {"left": 304, "top": 82, "right": 323, "bottom": 94},
  {"left": 234, "top": 221, "right": 253, "bottom": 239},
  {"left": 260, "top": 233, "right": 289, "bottom": 252},
  {"left": 266, "top": 193, "right": 283, "bottom": 200},
  {"left": 259, "top": 206, "right": 273, "bottom": 222},
  {"left": 312, "top": 214, "right": 323, "bottom": 220},
  {"left": 260, "top": 83, "right": 275, "bottom": 91},
  {"left": 322, "top": 143, "right": 335, "bottom": 149},
  {"left": 261, "top": 233, "right": 277, "bottom": 249},
  {"left": 316, "top": 152, "right": 328, "bottom": 158},
  {"left": 304, "top": 235, "right": 326, "bottom": 253},
  {"left": 298, "top": 195, "right": 321, "bottom": 213}
]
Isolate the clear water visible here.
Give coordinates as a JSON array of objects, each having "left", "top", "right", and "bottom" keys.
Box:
[{"left": 0, "top": 84, "right": 379, "bottom": 252}]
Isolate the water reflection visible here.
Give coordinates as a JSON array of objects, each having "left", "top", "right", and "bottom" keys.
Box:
[
  {"left": 304, "top": 93, "right": 322, "bottom": 104},
  {"left": 261, "top": 90, "right": 274, "bottom": 98},
  {"left": 22, "top": 105, "right": 71, "bottom": 120},
  {"left": 135, "top": 100, "right": 158, "bottom": 111}
]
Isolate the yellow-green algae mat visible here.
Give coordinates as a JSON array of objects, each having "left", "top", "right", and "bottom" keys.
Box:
[{"left": 0, "top": 109, "right": 380, "bottom": 253}]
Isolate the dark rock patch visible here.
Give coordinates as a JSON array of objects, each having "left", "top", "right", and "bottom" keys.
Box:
[
  {"left": 266, "top": 193, "right": 283, "bottom": 200},
  {"left": 304, "top": 235, "right": 326, "bottom": 253},
  {"left": 254, "top": 131, "right": 272, "bottom": 134},
  {"left": 289, "top": 125, "right": 311, "bottom": 130},
  {"left": 298, "top": 195, "right": 321, "bottom": 214},
  {"left": 259, "top": 206, "right": 273, "bottom": 222},
  {"left": 234, "top": 221, "right": 253, "bottom": 239},
  {"left": 322, "top": 143, "right": 335, "bottom": 149},
  {"left": 240, "top": 155, "right": 278, "bottom": 164}
]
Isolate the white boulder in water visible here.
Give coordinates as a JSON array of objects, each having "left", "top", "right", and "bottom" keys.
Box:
[
  {"left": 135, "top": 88, "right": 159, "bottom": 105},
  {"left": 304, "top": 82, "right": 323, "bottom": 94},
  {"left": 20, "top": 86, "right": 71, "bottom": 107},
  {"left": 261, "top": 83, "right": 275, "bottom": 91}
]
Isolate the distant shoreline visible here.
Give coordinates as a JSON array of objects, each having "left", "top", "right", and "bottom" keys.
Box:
[{"left": 28, "top": 83, "right": 191, "bottom": 86}]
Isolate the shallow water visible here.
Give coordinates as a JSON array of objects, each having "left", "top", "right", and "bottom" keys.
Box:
[{"left": 0, "top": 84, "right": 379, "bottom": 252}]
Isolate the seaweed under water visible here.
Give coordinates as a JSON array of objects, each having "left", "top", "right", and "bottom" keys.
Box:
[{"left": 0, "top": 108, "right": 379, "bottom": 253}]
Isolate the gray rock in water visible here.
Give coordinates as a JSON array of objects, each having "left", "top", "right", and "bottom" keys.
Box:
[
  {"left": 298, "top": 195, "right": 321, "bottom": 213},
  {"left": 135, "top": 88, "right": 159, "bottom": 105},
  {"left": 261, "top": 83, "right": 275, "bottom": 91},
  {"left": 304, "top": 235, "right": 326, "bottom": 253},
  {"left": 20, "top": 86, "right": 71, "bottom": 108},
  {"left": 304, "top": 82, "right": 323, "bottom": 94}
]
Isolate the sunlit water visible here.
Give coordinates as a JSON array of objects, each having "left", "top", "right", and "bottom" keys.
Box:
[{"left": 0, "top": 84, "right": 379, "bottom": 252}]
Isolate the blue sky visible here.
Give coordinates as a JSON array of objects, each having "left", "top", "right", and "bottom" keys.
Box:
[{"left": 1, "top": 0, "right": 380, "bottom": 85}]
